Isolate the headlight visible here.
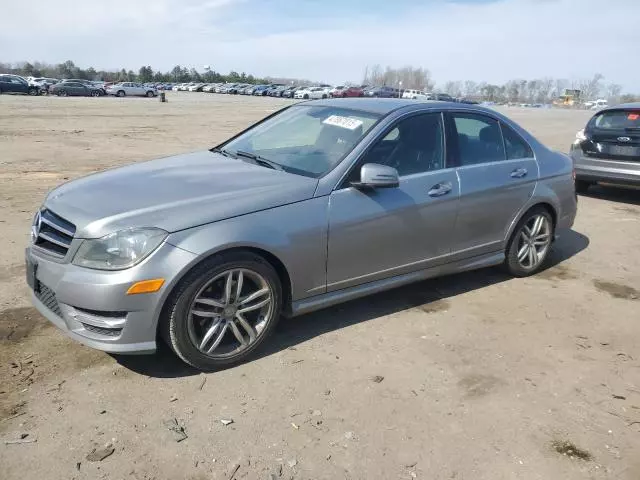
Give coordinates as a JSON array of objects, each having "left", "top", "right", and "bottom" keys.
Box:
[{"left": 73, "top": 228, "right": 167, "bottom": 270}]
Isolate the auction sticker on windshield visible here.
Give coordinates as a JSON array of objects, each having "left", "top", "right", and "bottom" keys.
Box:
[{"left": 323, "top": 115, "right": 364, "bottom": 130}]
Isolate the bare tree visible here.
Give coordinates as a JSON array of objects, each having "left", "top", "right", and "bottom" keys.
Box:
[
  {"left": 606, "top": 83, "right": 622, "bottom": 103},
  {"left": 579, "top": 73, "right": 604, "bottom": 101},
  {"left": 362, "top": 65, "right": 434, "bottom": 90}
]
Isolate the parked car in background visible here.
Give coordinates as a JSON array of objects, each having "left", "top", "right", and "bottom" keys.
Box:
[
  {"left": 329, "top": 86, "right": 346, "bottom": 97},
  {"left": 29, "top": 77, "right": 59, "bottom": 91},
  {"left": 0, "top": 74, "right": 41, "bottom": 95},
  {"left": 340, "top": 86, "right": 364, "bottom": 97},
  {"left": 50, "top": 81, "right": 103, "bottom": 97},
  {"left": 252, "top": 85, "right": 269, "bottom": 96},
  {"left": 282, "top": 86, "right": 303, "bottom": 98},
  {"left": 294, "top": 86, "right": 329, "bottom": 99},
  {"left": 267, "top": 86, "right": 286, "bottom": 97},
  {"left": 202, "top": 84, "right": 216, "bottom": 92},
  {"left": 591, "top": 99, "right": 608, "bottom": 110},
  {"left": 25, "top": 98, "right": 577, "bottom": 371},
  {"left": 571, "top": 102, "right": 640, "bottom": 192},
  {"left": 188, "top": 83, "right": 206, "bottom": 92},
  {"left": 425, "top": 92, "right": 455, "bottom": 102},
  {"left": 366, "top": 86, "right": 398, "bottom": 98},
  {"left": 402, "top": 89, "right": 429, "bottom": 100},
  {"left": 106, "top": 82, "right": 157, "bottom": 97}
]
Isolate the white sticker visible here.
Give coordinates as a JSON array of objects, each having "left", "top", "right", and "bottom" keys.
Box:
[{"left": 322, "top": 115, "right": 363, "bottom": 130}]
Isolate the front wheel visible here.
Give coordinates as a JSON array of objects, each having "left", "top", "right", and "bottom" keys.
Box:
[
  {"left": 58, "top": 90, "right": 68, "bottom": 97},
  {"left": 28, "top": 88, "right": 39, "bottom": 96},
  {"left": 504, "top": 207, "right": 554, "bottom": 277},
  {"left": 146, "top": 90, "right": 155, "bottom": 97},
  {"left": 303, "top": 94, "right": 309, "bottom": 99},
  {"left": 117, "top": 90, "right": 125, "bottom": 97},
  {"left": 163, "top": 252, "right": 283, "bottom": 371},
  {"left": 91, "top": 90, "right": 100, "bottom": 97}
]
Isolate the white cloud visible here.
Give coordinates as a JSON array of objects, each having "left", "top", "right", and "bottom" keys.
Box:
[{"left": 1, "top": 0, "right": 639, "bottom": 90}]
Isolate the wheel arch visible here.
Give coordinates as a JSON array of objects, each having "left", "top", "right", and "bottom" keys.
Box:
[
  {"left": 154, "top": 245, "right": 294, "bottom": 338},
  {"left": 505, "top": 201, "right": 558, "bottom": 246}
]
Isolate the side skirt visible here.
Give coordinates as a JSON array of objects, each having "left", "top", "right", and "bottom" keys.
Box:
[{"left": 291, "top": 251, "right": 504, "bottom": 317}]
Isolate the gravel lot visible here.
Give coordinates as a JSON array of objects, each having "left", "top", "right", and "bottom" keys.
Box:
[{"left": 1, "top": 93, "right": 639, "bottom": 480}]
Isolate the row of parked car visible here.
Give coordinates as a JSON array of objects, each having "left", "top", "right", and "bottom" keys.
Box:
[
  {"left": 0, "top": 75, "right": 160, "bottom": 98},
  {"left": 165, "top": 81, "right": 479, "bottom": 103},
  {"left": 2, "top": 74, "right": 479, "bottom": 104}
]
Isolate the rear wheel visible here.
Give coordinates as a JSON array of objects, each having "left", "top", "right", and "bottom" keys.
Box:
[
  {"left": 146, "top": 90, "right": 154, "bottom": 97},
  {"left": 162, "top": 252, "right": 283, "bottom": 371},
  {"left": 575, "top": 180, "right": 592, "bottom": 194},
  {"left": 504, "top": 207, "right": 554, "bottom": 277},
  {"left": 91, "top": 90, "right": 100, "bottom": 97},
  {"left": 58, "top": 90, "right": 68, "bottom": 97},
  {"left": 117, "top": 90, "right": 125, "bottom": 97},
  {"left": 303, "top": 94, "right": 309, "bottom": 99}
]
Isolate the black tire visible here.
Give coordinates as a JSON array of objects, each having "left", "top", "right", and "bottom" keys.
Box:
[
  {"left": 58, "top": 90, "right": 68, "bottom": 97},
  {"left": 117, "top": 90, "right": 125, "bottom": 97},
  {"left": 146, "top": 90, "right": 154, "bottom": 97},
  {"left": 303, "top": 94, "right": 309, "bottom": 99},
  {"left": 503, "top": 206, "right": 554, "bottom": 277},
  {"left": 575, "top": 180, "right": 592, "bottom": 194},
  {"left": 28, "top": 88, "right": 39, "bottom": 96},
  {"left": 91, "top": 90, "right": 100, "bottom": 97},
  {"left": 162, "top": 251, "right": 283, "bottom": 371}
]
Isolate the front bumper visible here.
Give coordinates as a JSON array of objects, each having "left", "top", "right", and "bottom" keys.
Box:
[
  {"left": 26, "top": 242, "right": 197, "bottom": 354},
  {"left": 571, "top": 149, "right": 640, "bottom": 186}
]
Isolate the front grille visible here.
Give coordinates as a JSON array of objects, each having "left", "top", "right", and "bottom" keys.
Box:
[
  {"left": 35, "top": 282, "right": 63, "bottom": 317},
  {"left": 34, "top": 209, "right": 76, "bottom": 258}
]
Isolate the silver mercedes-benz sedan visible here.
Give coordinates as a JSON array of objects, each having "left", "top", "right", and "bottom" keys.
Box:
[{"left": 26, "top": 99, "right": 577, "bottom": 370}]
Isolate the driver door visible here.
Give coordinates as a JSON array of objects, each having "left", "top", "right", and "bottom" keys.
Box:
[{"left": 326, "top": 112, "right": 460, "bottom": 291}]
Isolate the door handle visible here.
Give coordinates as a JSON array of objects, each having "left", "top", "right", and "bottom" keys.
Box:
[
  {"left": 428, "top": 182, "right": 452, "bottom": 197},
  {"left": 510, "top": 168, "right": 528, "bottom": 178}
]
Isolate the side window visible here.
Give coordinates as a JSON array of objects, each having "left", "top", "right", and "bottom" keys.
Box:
[
  {"left": 452, "top": 113, "right": 506, "bottom": 166},
  {"left": 351, "top": 113, "right": 445, "bottom": 180},
  {"left": 501, "top": 123, "right": 534, "bottom": 159}
]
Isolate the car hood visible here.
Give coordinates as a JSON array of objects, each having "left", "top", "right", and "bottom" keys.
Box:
[{"left": 44, "top": 151, "right": 319, "bottom": 239}]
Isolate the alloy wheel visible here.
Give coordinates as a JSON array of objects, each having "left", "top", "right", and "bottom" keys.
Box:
[
  {"left": 516, "top": 214, "right": 552, "bottom": 269},
  {"left": 187, "top": 268, "right": 273, "bottom": 358}
]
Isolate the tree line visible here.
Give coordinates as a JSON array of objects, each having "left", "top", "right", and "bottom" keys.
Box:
[
  {"left": 0, "top": 60, "right": 271, "bottom": 85},
  {"left": 2, "top": 60, "right": 637, "bottom": 104},
  {"left": 362, "top": 65, "right": 637, "bottom": 104}
]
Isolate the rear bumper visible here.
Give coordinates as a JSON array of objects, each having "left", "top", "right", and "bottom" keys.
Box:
[{"left": 571, "top": 149, "right": 640, "bottom": 186}]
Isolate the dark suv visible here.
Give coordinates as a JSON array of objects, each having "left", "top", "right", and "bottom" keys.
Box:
[
  {"left": 0, "top": 74, "right": 40, "bottom": 95},
  {"left": 570, "top": 103, "right": 640, "bottom": 191}
]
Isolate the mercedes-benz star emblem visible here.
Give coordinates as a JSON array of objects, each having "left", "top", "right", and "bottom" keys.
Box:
[
  {"left": 31, "top": 212, "right": 41, "bottom": 243},
  {"left": 617, "top": 136, "right": 631, "bottom": 142}
]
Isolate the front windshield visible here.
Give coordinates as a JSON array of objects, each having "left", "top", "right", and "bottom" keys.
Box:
[{"left": 221, "top": 105, "right": 381, "bottom": 178}]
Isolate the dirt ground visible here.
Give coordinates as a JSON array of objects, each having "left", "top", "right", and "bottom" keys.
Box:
[{"left": 0, "top": 93, "right": 639, "bottom": 480}]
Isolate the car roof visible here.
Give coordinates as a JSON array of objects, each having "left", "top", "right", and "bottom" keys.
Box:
[
  {"left": 304, "top": 98, "right": 496, "bottom": 116},
  {"left": 599, "top": 102, "right": 640, "bottom": 112}
]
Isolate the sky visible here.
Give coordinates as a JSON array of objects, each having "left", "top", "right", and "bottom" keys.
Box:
[{"left": 1, "top": 0, "right": 639, "bottom": 90}]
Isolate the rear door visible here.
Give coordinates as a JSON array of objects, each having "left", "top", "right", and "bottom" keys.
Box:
[{"left": 447, "top": 111, "right": 537, "bottom": 256}]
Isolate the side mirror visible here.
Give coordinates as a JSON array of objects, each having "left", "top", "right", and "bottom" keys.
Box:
[{"left": 352, "top": 163, "right": 399, "bottom": 189}]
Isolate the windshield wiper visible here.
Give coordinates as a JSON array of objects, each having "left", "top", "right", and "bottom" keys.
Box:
[
  {"left": 234, "top": 150, "right": 284, "bottom": 171},
  {"left": 211, "top": 147, "right": 235, "bottom": 158}
]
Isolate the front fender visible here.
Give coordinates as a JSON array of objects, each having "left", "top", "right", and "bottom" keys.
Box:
[{"left": 165, "top": 197, "right": 329, "bottom": 302}]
